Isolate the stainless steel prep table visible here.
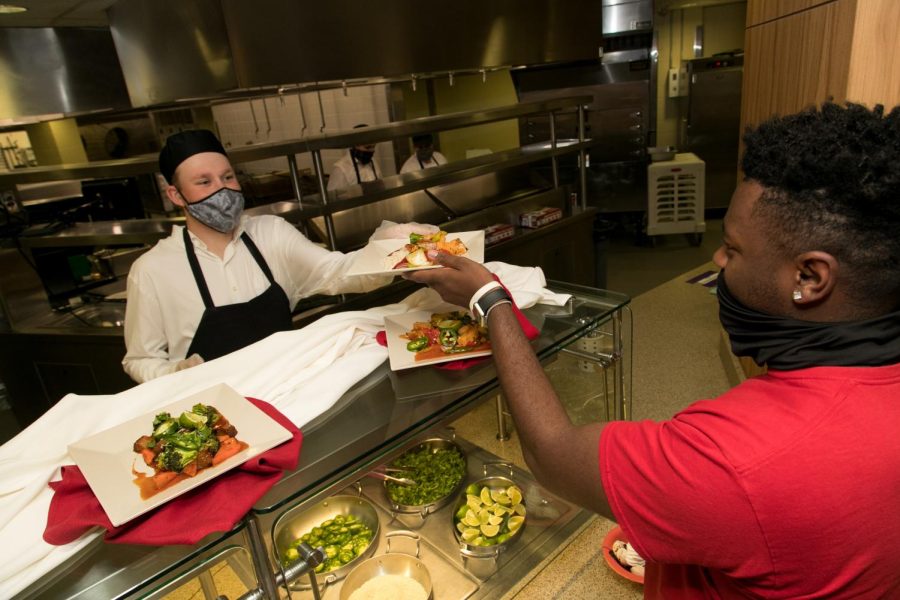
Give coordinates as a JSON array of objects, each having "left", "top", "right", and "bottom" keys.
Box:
[{"left": 17, "top": 283, "right": 630, "bottom": 600}]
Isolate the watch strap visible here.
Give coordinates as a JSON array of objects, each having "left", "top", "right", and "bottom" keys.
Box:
[{"left": 475, "top": 287, "right": 512, "bottom": 325}]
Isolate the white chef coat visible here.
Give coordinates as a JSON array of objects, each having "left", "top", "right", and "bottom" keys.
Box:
[
  {"left": 327, "top": 151, "right": 379, "bottom": 191},
  {"left": 399, "top": 151, "right": 447, "bottom": 174},
  {"left": 123, "top": 214, "right": 390, "bottom": 383}
]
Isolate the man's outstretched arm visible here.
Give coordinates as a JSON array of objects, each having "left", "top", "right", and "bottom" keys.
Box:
[{"left": 406, "top": 253, "right": 613, "bottom": 518}]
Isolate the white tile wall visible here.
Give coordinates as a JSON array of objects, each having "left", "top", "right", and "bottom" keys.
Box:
[{"left": 211, "top": 85, "right": 397, "bottom": 179}]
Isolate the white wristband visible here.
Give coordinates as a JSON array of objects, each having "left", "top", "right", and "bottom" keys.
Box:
[
  {"left": 484, "top": 299, "right": 513, "bottom": 322},
  {"left": 469, "top": 281, "right": 503, "bottom": 315}
]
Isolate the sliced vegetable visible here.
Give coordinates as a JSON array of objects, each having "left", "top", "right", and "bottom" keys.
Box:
[
  {"left": 385, "top": 445, "right": 466, "bottom": 506},
  {"left": 282, "top": 514, "right": 373, "bottom": 571},
  {"left": 454, "top": 483, "right": 526, "bottom": 547},
  {"left": 406, "top": 338, "right": 428, "bottom": 352}
]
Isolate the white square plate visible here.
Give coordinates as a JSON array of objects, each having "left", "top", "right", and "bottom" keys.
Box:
[
  {"left": 345, "top": 230, "right": 485, "bottom": 276},
  {"left": 68, "top": 383, "right": 293, "bottom": 527},
  {"left": 383, "top": 304, "right": 493, "bottom": 371}
]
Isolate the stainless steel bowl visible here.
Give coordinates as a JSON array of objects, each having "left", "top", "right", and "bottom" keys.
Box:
[
  {"left": 452, "top": 472, "right": 526, "bottom": 559},
  {"left": 339, "top": 531, "right": 433, "bottom": 600},
  {"left": 384, "top": 437, "right": 467, "bottom": 516},
  {"left": 272, "top": 494, "right": 380, "bottom": 589}
]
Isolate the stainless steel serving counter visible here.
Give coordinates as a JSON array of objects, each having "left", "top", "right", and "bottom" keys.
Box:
[{"left": 16, "top": 282, "right": 631, "bottom": 600}]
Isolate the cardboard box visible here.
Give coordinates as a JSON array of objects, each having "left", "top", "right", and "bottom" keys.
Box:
[
  {"left": 519, "top": 207, "right": 562, "bottom": 229},
  {"left": 484, "top": 223, "right": 515, "bottom": 246}
]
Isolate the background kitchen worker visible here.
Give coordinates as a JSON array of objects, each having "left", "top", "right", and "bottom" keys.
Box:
[
  {"left": 326, "top": 124, "right": 380, "bottom": 191},
  {"left": 407, "top": 102, "right": 900, "bottom": 598},
  {"left": 399, "top": 133, "right": 447, "bottom": 174},
  {"left": 124, "top": 129, "right": 432, "bottom": 383}
]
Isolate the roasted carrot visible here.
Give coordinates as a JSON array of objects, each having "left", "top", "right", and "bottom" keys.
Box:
[
  {"left": 212, "top": 437, "right": 241, "bottom": 466},
  {"left": 152, "top": 470, "right": 178, "bottom": 489},
  {"left": 140, "top": 449, "right": 156, "bottom": 466},
  {"left": 182, "top": 461, "right": 198, "bottom": 477}
]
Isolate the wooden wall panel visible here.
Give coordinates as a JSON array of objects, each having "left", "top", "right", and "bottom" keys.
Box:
[
  {"left": 846, "top": 0, "right": 900, "bottom": 107},
  {"left": 746, "top": 0, "right": 835, "bottom": 27},
  {"left": 740, "top": 0, "right": 855, "bottom": 130}
]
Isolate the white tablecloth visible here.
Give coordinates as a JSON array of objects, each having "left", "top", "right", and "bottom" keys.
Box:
[{"left": 0, "top": 263, "right": 569, "bottom": 596}]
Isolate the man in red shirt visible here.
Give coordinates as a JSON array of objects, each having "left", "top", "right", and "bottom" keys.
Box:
[{"left": 408, "top": 102, "right": 900, "bottom": 598}]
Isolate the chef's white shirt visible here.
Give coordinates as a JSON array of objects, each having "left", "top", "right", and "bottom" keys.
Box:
[
  {"left": 399, "top": 151, "right": 447, "bottom": 174},
  {"left": 327, "top": 151, "right": 379, "bottom": 191},
  {"left": 123, "top": 214, "right": 389, "bottom": 383}
]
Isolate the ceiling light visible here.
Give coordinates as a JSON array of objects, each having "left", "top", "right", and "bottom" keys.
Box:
[{"left": 0, "top": 4, "right": 27, "bottom": 13}]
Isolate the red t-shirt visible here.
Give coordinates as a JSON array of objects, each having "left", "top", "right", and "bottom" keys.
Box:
[{"left": 600, "top": 363, "right": 900, "bottom": 599}]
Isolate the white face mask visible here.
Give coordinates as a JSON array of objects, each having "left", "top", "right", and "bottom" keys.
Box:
[{"left": 182, "top": 187, "right": 244, "bottom": 233}]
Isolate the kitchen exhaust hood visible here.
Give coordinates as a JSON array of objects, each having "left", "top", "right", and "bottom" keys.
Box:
[
  {"left": 0, "top": 27, "right": 131, "bottom": 122},
  {"left": 109, "top": 0, "right": 606, "bottom": 107}
]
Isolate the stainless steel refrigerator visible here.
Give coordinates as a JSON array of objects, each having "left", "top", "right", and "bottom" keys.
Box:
[{"left": 680, "top": 54, "right": 743, "bottom": 209}]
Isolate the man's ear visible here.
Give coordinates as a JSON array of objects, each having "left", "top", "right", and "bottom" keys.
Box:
[
  {"left": 166, "top": 184, "right": 185, "bottom": 208},
  {"left": 793, "top": 251, "right": 838, "bottom": 305}
]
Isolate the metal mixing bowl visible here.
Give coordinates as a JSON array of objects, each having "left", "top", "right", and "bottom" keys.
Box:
[
  {"left": 272, "top": 494, "right": 380, "bottom": 589},
  {"left": 384, "top": 437, "right": 467, "bottom": 517}
]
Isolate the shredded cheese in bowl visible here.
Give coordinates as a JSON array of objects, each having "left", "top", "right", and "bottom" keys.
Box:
[{"left": 347, "top": 574, "right": 427, "bottom": 600}]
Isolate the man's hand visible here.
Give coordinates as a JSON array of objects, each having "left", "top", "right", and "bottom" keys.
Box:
[
  {"left": 369, "top": 220, "right": 439, "bottom": 241},
  {"left": 404, "top": 252, "right": 495, "bottom": 307}
]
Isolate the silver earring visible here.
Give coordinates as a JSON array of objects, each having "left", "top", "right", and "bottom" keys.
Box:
[{"left": 792, "top": 290, "right": 802, "bottom": 301}]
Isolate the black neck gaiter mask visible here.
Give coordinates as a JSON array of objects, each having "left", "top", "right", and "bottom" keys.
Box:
[{"left": 717, "top": 271, "right": 900, "bottom": 370}]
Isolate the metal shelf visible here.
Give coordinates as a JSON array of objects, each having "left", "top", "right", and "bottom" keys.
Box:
[{"left": 0, "top": 96, "right": 591, "bottom": 186}]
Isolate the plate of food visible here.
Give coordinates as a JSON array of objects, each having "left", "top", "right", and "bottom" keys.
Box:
[
  {"left": 68, "top": 383, "right": 292, "bottom": 527},
  {"left": 346, "top": 229, "right": 485, "bottom": 276},
  {"left": 383, "top": 305, "right": 492, "bottom": 371}
]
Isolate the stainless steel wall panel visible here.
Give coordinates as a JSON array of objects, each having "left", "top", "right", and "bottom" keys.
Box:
[
  {"left": 0, "top": 28, "right": 131, "bottom": 119},
  {"left": 601, "top": 0, "right": 653, "bottom": 35},
  {"left": 108, "top": 0, "right": 237, "bottom": 107},
  {"left": 222, "top": 0, "right": 604, "bottom": 88}
]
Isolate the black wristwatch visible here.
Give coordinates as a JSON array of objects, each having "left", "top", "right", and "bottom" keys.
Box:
[{"left": 473, "top": 287, "right": 512, "bottom": 327}]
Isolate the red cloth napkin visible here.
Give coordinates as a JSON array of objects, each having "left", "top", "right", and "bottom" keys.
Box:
[
  {"left": 377, "top": 277, "right": 540, "bottom": 370},
  {"left": 44, "top": 398, "right": 301, "bottom": 546}
]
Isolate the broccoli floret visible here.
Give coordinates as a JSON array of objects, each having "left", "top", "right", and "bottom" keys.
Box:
[
  {"left": 191, "top": 403, "right": 220, "bottom": 425},
  {"left": 156, "top": 446, "right": 197, "bottom": 472},
  {"left": 200, "top": 434, "right": 220, "bottom": 455}
]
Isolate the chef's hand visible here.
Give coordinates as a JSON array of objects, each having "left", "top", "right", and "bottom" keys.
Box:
[
  {"left": 369, "top": 220, "right": 440, "bottom": 241},
  {"left": 175, "top": 353, "right": 204, "bottom": 372},
  {"left": 404, "top": 252, "right": 494, "bottom": 308}
]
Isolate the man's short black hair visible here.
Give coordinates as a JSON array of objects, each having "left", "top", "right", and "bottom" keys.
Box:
[{"left": 742, "top": 101, "right": 900, "bottom": 307}]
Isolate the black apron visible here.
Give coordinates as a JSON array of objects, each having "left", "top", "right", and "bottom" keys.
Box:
[
  {"left": 417, "top": 153, "right": 441, "bottom": 170},
  {"left": 351, "top": 154, "right": 378, "bottom": 183},
  {"left": 183, "top": 228, "right": 293, "bottom": 361}
]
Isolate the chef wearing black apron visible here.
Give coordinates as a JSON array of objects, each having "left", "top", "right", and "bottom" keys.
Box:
[
  {"left": 164, "top": 129, "right": 294, "bottom": 362},
  {"left": 182, "top": 227, "right": 293, "bottom": 361}
]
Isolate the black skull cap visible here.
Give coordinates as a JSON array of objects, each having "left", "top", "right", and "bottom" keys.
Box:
[{"left": 159, "top": 129, "right": 228, "bottom": 184}]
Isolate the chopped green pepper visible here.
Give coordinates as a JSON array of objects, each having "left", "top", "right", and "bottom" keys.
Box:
[
  {"left": 439, "top": 329, "right": 458, "bottom": 348},
  {"left": 386, "top": 445, "right": 466, "bottom": 506},
  {"left": 282, "top": 514, "right": 374, "bottom": 569},
  {"left": 437, "top": 319, "right": 462, "bottom": 331},
  {"left": 406, "top": 338, "right": 428, "bottom": 352}
]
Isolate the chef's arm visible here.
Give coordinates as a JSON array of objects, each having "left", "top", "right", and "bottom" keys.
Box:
[
  {"left": 275, "top": 217, "right": 391, "bottom": 298},
  {"left": 406, "top": 253, "right": 613, "bottom": 518},
  {"left": 122, "top": 273, "right": 181, "bottom": 383}
]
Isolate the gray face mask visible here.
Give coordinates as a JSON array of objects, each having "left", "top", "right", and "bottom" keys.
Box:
[{"left": 183, "top": 187, "right": 244, "bottom": 233}]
